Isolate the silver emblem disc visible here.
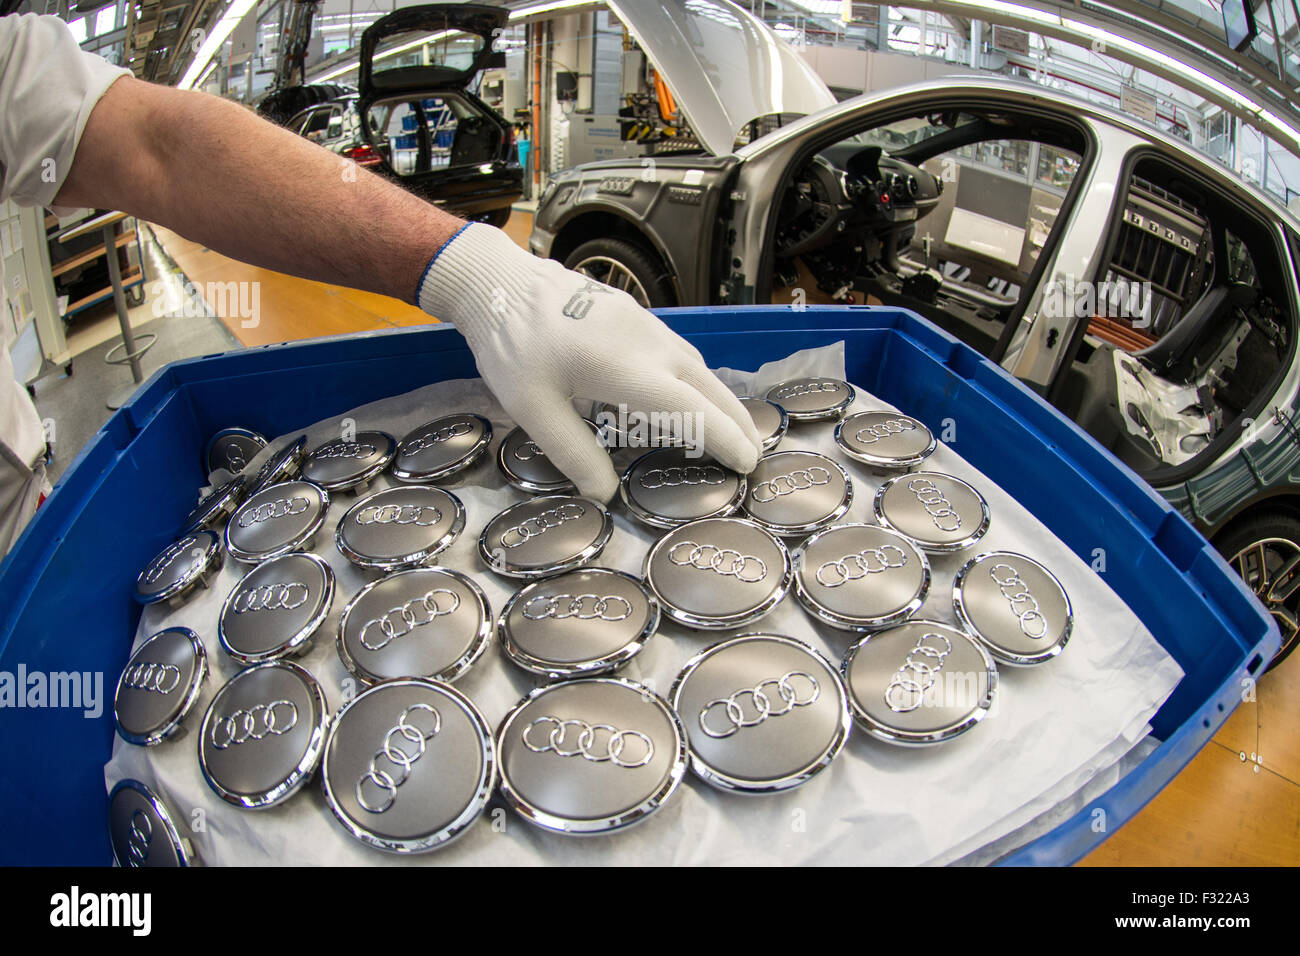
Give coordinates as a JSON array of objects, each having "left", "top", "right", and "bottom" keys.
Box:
[
  {"left": 495, "top": 678, "right": 688, "bottom": 835},
  {"left": 841, "top": 620, "right": 997, "bottom": 746},
  {"left": 321, "top": 678, "right": 496, "bottom": 854},
  {"left": 670, "top": 634, "right": 851, "bottom": 794},
  {"left": 953, "top": 551, "right": 1073, "bottom": 666},
  {"left": 643, "top": 517, "right": 791, "bottom": 630}
]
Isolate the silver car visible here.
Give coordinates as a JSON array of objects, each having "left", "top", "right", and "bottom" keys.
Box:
[{"left": 532, "top": 1, "right": 1300, "bottom": 666}]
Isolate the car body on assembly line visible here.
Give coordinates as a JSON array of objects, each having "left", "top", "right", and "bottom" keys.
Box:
[
  {"left": 532, "top": 0, "right": 1300, "bottom": 666},
  {"left": 260, "top": 3, "right": 521, "bottom": 225}
]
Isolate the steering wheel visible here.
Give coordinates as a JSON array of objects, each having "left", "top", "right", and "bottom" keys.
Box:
[{"left": 774, "top": 156, "right": 845, "bottom": 258}]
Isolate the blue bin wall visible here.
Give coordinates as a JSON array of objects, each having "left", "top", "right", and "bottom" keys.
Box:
[{"left": 0, "top": 306, "right": 1278, "bottom": 865}]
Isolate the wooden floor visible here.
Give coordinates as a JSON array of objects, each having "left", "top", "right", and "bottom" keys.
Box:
[
  {"left": 150, "top": 210, "right": 1300, "bottom": 866},
  {"left": 149, "top": 211, "right": 536, "bottom": 347}
]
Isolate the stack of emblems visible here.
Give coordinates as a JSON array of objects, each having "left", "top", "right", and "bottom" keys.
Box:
[{"left": 112, "top": 377, "right": 1071, "bottom": 864}]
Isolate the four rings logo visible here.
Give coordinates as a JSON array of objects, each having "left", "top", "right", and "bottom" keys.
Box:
[
  {"left": 238, "top": 495, "right": 309, "bottom": 528},
  {"left": 854, "top": 418, "right": 916, "bottom": 445},
  {"left": 310, "top": 440, "right": 376, "bottom": 461},
  {"left": 751, "top": 467, "right": 831, "bottom": 503},
  {"left": 224, "top": 445, "right": 248, "bottom": 470},
  {"left": 988, "top": 563, "right": 1049, "bottom": 638},
  {"left": 141, "top": 538, "right": 197, "bottom": 584},
  {"left": 499, "top": 502, "right": 586, "bottom": 549},
  {"left": 513, "top": 441, "right": 545, "bottom": 461},
  {"left": 906, "top": 477, "right": 962, "bottom": 532},
  {"left": 210, "top": 699, "right": 299, "bottom": 749},
  {"left": 120, "top": 661, "right": 181, "bottom": 694},
  {"left": 771, "top": 380, "right": 839, "bottom": 400},
  {"left": 355, "top": 503, "right": 442, "bottom": 527},
  {"left": 698, "top": 671, "right": 820, "bottom": 738},
  {"left": 523, "top": 593, "right": 632, "bottom": 622},
  {"left": 404, "top": 421, "right": 472, "bottom": 456},
  {"left": 638, "top": 465, "right": 725, "bottom": 489},
  {"left": 884, "top": 632, "right": 951, "bottom": 713},
  {"left": 815, "top": 544, "right": 908, "bottom": 588},
  {"left": 667, "top": 540, "right": 767, "bottom": 583},
  {"left": 358, "top": 587, "right": 461, "bottom": 651},
  {"left": 231, "top": 581, "right": 309, "bottom": 613},
  {"left": 123, "top": 809, "right": 152, "bottom": 865},
  {"left": 356, "top": 703, "right": 441, "bottom": 813},
  {"left": 523, "top": 715, "right": 654, "bottom": 768}
]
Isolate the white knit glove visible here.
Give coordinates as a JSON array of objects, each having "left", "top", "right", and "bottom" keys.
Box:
[{"left": 418, "top": 223, "right": 762, "bottom": 501}]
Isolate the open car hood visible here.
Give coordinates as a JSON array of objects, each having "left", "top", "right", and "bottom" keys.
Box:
[
  {"left": 358, "top": 3, "right": 505, "bottom": 100},
  {"left": 606, "top": 0, "right": 835, "bottom": 156}
]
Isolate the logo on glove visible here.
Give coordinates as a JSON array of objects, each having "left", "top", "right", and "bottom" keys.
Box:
[{"left": 561, "top": 279, "right": 612, "bottom": 320}]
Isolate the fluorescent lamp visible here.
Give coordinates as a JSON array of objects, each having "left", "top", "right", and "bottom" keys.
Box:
[
  {"left": 178, "top": 0, "right": 260, "bottom": 89},
  {"left": 938, "top": 0, "right": 1300, "bottom": 148},
  {"left": 507, "top": 0, "right": 597, "bottom": 20}
]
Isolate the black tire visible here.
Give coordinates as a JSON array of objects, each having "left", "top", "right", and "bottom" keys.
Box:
[
  {"left": 480, "top": 208, "right": 512, "bottom": 228},
  {"left": 563, "top": 237, "right": 677, "bottom": 309},
  {"left": 1214, "top": 509, "right": 1300, "bottom": 671}
]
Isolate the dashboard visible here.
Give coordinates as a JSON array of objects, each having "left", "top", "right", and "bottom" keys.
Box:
[{"left": 773, "top": 146, "right": 941, "bottom": 258}]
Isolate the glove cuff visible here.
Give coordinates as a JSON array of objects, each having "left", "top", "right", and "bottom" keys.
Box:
[{"left": 416, "top": 222, "right": 535, "bottom": 343}]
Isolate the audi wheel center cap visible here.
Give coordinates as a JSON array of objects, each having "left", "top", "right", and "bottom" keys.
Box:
[
  {"left": 337, "top": 567, "right": 491, "bottom": 685},
  {"left": 321, "top": 678, "right": 496, "bottom": 854},
  {"left": 835, "top": 411, "right": 937, "bottom": 473},
  {"left": 742, "top": 450, "right": 852, "bottom": 536},
  {"left": 219, "top": 553, "right": 335, "bottom": 664},
  {"left": 498, "top": 568, "right": 660, "bottom": 679},
  {"left": 793, "top": 524, "right": 930, "bottom": 632},
  {"left": 301, "top": 431, "right": 397, "bottom": 492},
  {"left": 205, "top": 426, "right": 267, "bottom": 476},
  {"left": 392, "top": 413, "right": 492, "bottom": 482},
  {"left": 336, "top": 485, "right": 466, "bottom": 572},
  {"left": 135, "top": 530, "right": 224, "bottom": 606},
  {"left": 643, "top": 517, "right": 791, "bottom": 630},
  {"left": 478, "top": 495, "right": 613, "bottom": 578},
  {"left": 198, "top": 660, "right": 329, "bottom": 810},
  {"left": 619, "top": 447, "right": 746, "bottom": 529},
  {"left": 874, "top": 471, "right": 990, "bottom": 553},
  {"left": 108, "top": 780, "right": 194, "bottom": 867},
  {"left": 841, "top": 620, "right": 997, "bottom": 746},
  {"left": 764, "top": 377, "right": 855, "bottom": 422},
  {"left": 498, "top": 421, "right": 604, "bottom": 494},
  {"left": 181, "top": 474, "right": 248, "bottom": 535},
  {"left": 953, "top": 551, "right": 1073, "bottom": 666},
  {"left": 739, "top": 397, "right": 788, "bottom": 451},
  {"left": 246, "top": 434, "right": 307, "bottom": 495},
  {"left": 114, "top": 627, "right": 209, "bottom": 746},
  {"left": 670, "top": 634, "right": 851, "bottom": 794},
  {"left": 225, "top": 479, "right": 330, "bottom": 563},
  {"left": 496, "top": 678, "right": 688, "bottom": 835}
]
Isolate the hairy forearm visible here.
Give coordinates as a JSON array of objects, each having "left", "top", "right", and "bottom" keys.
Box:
[{"left": 55, "top": 77, "right": 466, "bottom": 304}]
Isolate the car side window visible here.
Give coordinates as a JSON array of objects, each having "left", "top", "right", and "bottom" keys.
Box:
[
  {"left": 324, "top": 108, "right": 344, "bottom": 144},
  {"left": 301, "top": 108, "right": 332, "bottom": 143}
]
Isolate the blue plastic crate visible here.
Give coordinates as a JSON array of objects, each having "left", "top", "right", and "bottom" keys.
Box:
[{"left": 0, "top": 306, "right": 1278, "bottom": 865}]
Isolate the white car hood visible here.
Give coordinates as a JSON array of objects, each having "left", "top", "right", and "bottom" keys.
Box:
[{"left": 607, "top": 0, "right": 836, "bottom": 156}]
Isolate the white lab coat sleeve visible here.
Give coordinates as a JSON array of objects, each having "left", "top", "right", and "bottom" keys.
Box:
[{"left": 0, "top": 12, "right": 129, "bottom": 208}]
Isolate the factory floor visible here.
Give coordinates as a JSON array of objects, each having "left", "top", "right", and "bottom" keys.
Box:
[{"left": 46, "top": 208, "right": 1300, "bottom": 866}]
